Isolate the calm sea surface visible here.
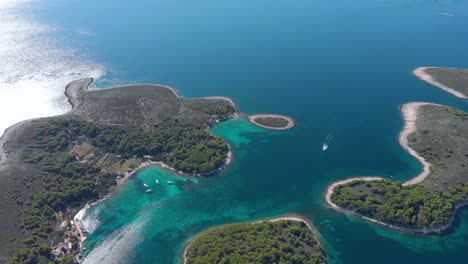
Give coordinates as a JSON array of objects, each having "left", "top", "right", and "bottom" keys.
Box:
[{"left": 27, "top": 0, "right": 468, "bottom": 263}]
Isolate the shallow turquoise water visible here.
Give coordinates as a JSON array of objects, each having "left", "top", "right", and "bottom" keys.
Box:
[{"left": 27, "top": 0, "right": 468, "bottom": 263}]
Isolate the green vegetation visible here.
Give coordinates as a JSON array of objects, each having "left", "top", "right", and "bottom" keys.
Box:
[
  {"left": 185, "top": 220, "right": 326, "bottom": 264},
  {"left": 329, "top": 104, "right": 468, "bottom": 231},
  {"left": 8, "top": 115, "right": 232, "bottom": 263},
  {"left": 0, "top": 81, "right": 239, "bottom": 261},
  {"left": 24, "top": 118, "right": 230, "bottom": 174},
  {"left": 444, "top": 106, "right": 468, "bottom": 120},
  {"left": 8, "top": 244, "right": 51, "bottom": 264},
  {"left": 254, "top": 117, "right": 289, "bottom": 128},
  {"left": 331, "top": 180, "right": 468, "bottom": 229},
  {"left": 449, "top": 182, "right": 468, "bottom": 203}
]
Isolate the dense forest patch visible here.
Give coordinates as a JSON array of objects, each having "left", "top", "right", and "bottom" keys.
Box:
[
  {"left": 254, "top": 117, "right": 289, "bottom": 128},
  {"left": 331, "top": 180, "right": 468, "bottom": 229},
  {"left": 184, "top": 220, "right": 326, "bottom": 264}
]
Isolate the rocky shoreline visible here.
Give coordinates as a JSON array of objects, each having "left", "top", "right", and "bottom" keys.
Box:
[
  {"left": 413, "top": 67, "right": 468, "bottom": 99},
  {"left": 181, "top": 214, "right": 323, "bottom": 264},
  {"left": 324, "top": 102, "right": 467, "bottom": 235},
  {"left": 248, "top": 114, "right": 296, "bottom": 130}
]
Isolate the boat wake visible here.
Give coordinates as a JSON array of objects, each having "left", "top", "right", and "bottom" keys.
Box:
[
  {"left": 82, "top": 218, "right": 146, "bottom": 264},
  {"left": 322, "top": 131, "right": 336, "bottom": 151},
  {"left": 81, "top": 199, "right": 163, "bottom": 264},
  {"left": 74, "top": 206, "right": 101, "bottom": 235},
  {"left": 433, "top": 12, "right": 455, "bottom": 17},
  {"left": 0, "top": 0, "right": 106, "bottom": 136}
]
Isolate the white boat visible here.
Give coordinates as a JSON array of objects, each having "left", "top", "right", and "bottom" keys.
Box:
[
  {"left": 167, "top": 181, "right": 175, "bottom": 185},
  {"left": 143, "top": 183, "right": 149, "bottom": 188},
  {"left": 322, "top": 143, "right": 328, "bottom": 151},
  {"left": 156, "top": 180, "right": 160, "bottom": 184},
  {"left": 146, "top": 189, "right": 152, "bottom": 193}
]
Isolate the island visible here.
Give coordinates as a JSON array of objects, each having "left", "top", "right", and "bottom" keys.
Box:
[
  {"left": 182, "top": 216, "right": 327, "bottom": 264},
  {"left": 325, "top": 103, "right": 468, "bottom": 234},
  {"left": 413, "top": 67, "right": 468, "bottom": 99},
  {"left": 0, "top": 79, "right": 292, "bottom": 263},
  {"left": 248, "top": 114, "right": 296, "bottom": 130}
]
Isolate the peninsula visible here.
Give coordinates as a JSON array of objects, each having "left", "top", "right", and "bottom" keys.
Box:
[
  {"left": 0, "top": 79, "right": 292, "bottom": 263},
  {"left": 413, "top": 67, "right": 468, "bottom": 99},
  {"left": 325, "top": 103, "right": 468, "bottom": 234},
  {"left": 182, "top": 216, "right": 327, "bottom": 264},
  {"left": 248, "top": 114, "right": 296, "bottom": 130}
]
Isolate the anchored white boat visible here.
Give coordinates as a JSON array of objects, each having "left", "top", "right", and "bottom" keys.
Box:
[
  {"left": 167, "top": 181, "right": 175, "bottom": 185},
  {"left": 156, "top": 180, "right": 160, "bottom": 184},
  {"left": 146, "top": 189, "right": 152, "bottom": 193},
  {"left": 143, "top": 183, "right": 149, "bottom": 188}
]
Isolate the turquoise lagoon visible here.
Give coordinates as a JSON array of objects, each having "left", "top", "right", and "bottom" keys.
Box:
[{"left": 24, "top": 0, "right": 468, "bottom": 263}]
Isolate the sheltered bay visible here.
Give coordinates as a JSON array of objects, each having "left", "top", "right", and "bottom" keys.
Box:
[{"left": 325, "top": 103, "right": 468, "bottom": 234}]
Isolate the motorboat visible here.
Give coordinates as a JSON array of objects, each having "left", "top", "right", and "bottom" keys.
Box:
[{"left": 322, "top": 143, "right": 328, "bottom": 151}]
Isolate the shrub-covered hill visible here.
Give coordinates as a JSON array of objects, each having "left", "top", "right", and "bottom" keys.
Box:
[{"left": 184, "top": 219, "right": 326, "bottom": 264}]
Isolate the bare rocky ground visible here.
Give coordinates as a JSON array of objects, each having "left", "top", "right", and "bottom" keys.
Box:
[
  {"left": 409, "top": 104, "right": 468, "bottom": 193},
  {"left": 424, "top": 67, "right": 468, "bottom": 98}
]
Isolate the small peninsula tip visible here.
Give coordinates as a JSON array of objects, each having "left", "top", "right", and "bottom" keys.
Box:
[
  {"left": 248, "top": 114, "right": 296, "bottom": 130},
  {"left": 413, "top": 67, "right": 468, "bottom": 99},
  {"left": 183, "top": 216, "right": 326, "bottom": 264}
]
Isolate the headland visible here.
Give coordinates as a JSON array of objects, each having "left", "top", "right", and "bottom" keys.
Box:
[
  {"left": 182, "top": 215, "right": 326, "bottom": 264},
  {"left": 413, "top": 67, "right": 468, "bottom": 99},
  {"left": 325, "top": 103, "right": 468, "bottom": 234}
]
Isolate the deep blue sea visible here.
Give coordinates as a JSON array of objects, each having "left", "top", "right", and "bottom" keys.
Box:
[{"left": 7, "top": 0, "right": 468, "bottom": 263}]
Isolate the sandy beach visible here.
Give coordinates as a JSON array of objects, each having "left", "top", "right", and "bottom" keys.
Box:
[
  {"left": 267, "top": 215, "right": 315, "bottom": 232},
  {"left": 322, "top": 102, "right": 456, "bottom": 233},
  {"left": 248, "top": 114, "right": 296, "bottom": 130},
  {"left": 81, "top": 145, "right": 233, "bottom": 216},
  {"left": 413, "top": 67, "right": 468, "bottom": 99},
  {"left": 325, "top": 102, "right": 435, "bottom": 207},
  {"left": 399, "top": 102, "right": 434, "bottom": 185},
  {"left": 324, "top": 103, "right": 434, "bottom": 204}
]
